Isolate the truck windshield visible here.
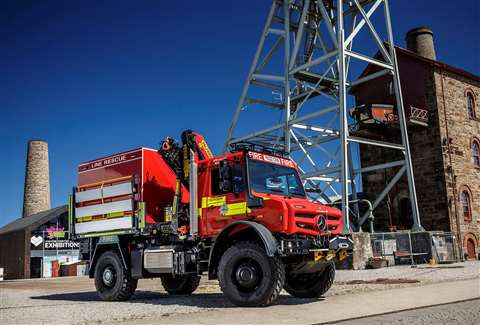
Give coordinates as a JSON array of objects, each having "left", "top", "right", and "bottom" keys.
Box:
[{"left": 248, "top": 159, "right": 306, "bottom": 198}]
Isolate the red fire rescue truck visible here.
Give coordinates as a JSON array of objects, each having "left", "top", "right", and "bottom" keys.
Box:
[{"left": 69, "top": 130, "right": 351, "bottom": 306}]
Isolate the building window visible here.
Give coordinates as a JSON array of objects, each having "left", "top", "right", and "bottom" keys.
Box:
[
  {"left": 473, "top": 140, "right": 480, "bottom": 168},
  {"left": 466, "top": 91, "right": 476, "bottom": 119},
  {"left": 461, "top": 190, "right": 472, "bottom": 222}
]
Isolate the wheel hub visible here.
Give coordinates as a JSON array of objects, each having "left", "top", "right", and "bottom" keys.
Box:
[
  {"left": 102, "top": 267, "right": 115, "bottom": 286},
  {"left": 235, "top": 264, "right": 258, "bottom": 288}
]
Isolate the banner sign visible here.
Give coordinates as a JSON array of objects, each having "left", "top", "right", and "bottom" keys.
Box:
[{"left": 46, "top": 227, "right": 65, "bottom": 239}]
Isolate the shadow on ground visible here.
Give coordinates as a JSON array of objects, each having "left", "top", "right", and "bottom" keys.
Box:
[{"left": 31, "top": 290, "right": 321, "bottom": 308}]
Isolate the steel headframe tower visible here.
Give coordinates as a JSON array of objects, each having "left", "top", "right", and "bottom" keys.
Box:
[{"left": 225, "top": 0, "right": 425, "bottom": 233}]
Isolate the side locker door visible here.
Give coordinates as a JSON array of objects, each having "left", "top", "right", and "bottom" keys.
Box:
[{"left": 205, "top": 161, "right": 248, "bottom": 236}]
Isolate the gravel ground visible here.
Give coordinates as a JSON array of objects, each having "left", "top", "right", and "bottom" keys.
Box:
[
  {"left": 335, "top": 299, "right": 480, "bottom": 325},
  {"left": 331, "top": 261, "right": 480, "bottom": 296},
  {"left": 0, "top": 261, "right": 478, "bottom": 325}
]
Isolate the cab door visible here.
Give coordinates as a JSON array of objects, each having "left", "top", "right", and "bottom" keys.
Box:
[{"left": 204, "top": 160, "right": 248, "bottom": 236}]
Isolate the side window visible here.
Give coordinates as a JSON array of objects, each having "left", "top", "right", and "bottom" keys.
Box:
[
  {"left": 211, "top": 168, "right": 222, "bottom": 196},
  {"left": 232, "top": 162, "right": 245, "bottom": 193},
  {"left": 211, "top": 162, "right": 244, "bottom": 196}
]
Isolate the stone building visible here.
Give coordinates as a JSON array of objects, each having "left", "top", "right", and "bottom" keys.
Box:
[{"left": 351, "top": 27, "right": 479, "bottom": 260}]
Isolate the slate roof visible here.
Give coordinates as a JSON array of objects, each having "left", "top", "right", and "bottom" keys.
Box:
[{"left": 0, "top": 205, "right": 68, "bottom": 235}]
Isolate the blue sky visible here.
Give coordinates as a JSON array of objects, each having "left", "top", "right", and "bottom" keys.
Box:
[{"left": 1, "top": 0, "right": 478, "bottom": 226}]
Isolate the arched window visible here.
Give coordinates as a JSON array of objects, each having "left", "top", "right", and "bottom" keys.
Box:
[
  {"left": 473, "top": 140, "right": 480, "bottom": 167},
  {"left": 461, "top": 190, "right": 472, "bottom": 222},
  {"left": 466, "top": 92, "right": 476, "bottom": 119}
]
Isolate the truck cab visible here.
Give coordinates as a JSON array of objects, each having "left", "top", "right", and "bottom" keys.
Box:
[
  {"left": 70, "top": 133, "right": 350, "bottom": 307},
  {"left": 198, "top": 149, "right": 342, "bottom": 239}
]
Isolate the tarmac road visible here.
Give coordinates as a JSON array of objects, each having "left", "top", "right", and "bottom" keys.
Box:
[{"left": 335, "top": 299, "right": 480, "bottom": 325}]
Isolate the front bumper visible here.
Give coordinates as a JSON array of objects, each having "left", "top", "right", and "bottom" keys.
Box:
[
  {"left": 281, "top": 235, "right": 353, "bottom": 274},
  {"left": 279, "top": 234, "right": 353, "bottom": 256}
]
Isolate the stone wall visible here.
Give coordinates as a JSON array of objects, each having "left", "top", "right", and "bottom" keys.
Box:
[
  {"left": 354, "top": 52, "right": 479, "bottom": 261},
  {"left": 0, "top": 230, "right": 29, "bottom": 279},
  {"left": 433, "top": 69, "right": 480, "bottom": 258},
  {"left": 357, "top": 57, "right": 450, "bottom": 232}
]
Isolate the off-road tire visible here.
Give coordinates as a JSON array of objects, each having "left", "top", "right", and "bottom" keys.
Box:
[
  {"left": 218, "top": 241, "right": 285, "bottom": 307},
  {"left": 94, "top": 251, "right": 137, "bottom": 301},
  {"left": 284, "top": 261, "right": 335, "bottom": 298},
  {"left": 161, "top": 274, "right": 201, "bottom": 295}
]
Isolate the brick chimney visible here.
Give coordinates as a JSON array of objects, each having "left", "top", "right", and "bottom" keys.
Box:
[
  {"left": 22, "top": 140, "right": 51, "bottom": 217},
  {"left": 405, "top": 27, "right": 436, "bottom": 61}
]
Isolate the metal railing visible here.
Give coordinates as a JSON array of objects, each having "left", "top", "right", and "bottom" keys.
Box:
[
  {"left": 409, "top": 106, "right": 429, "bottom": 126},
  {"left": 370, "top": 231, "right": 458, "bottom": 265}
]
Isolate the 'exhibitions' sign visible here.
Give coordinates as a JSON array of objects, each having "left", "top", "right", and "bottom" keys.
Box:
[
  {"left": 31, "top": 234, "right": 80, "bottom": 250},
  {"left": 44, "top": 240, "right": 80, "bottom": 250}
]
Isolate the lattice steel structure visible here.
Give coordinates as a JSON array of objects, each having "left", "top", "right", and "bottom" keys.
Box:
[{"left": 225, "top": 0, "right": 424, "bottom": 233}]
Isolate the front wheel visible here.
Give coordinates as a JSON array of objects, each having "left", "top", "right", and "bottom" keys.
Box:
[
  {"left": 94, "top": 251, "right": 137, "bottom": 301},
  {"left": 218, "top": 241, "right": 285, "bottom": 307},
  {"left": 284, "top": 262, "right": 335, "bottom": 298},
  {"left": 161, "top": 274, "right": 201, "bottom": 295}
]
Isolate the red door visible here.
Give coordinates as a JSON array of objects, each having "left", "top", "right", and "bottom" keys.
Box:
[
  {"left": 466, "top": 239, "right": 476, "bottom": 260},
  {"left": 204, "top": 160, "right": 248, "bottom": 236}
]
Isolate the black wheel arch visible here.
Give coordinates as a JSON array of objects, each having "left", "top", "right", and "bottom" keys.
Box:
[
  {"left": 89, "top": 241, "right": 128, "bottom": 278},
  {"left": 208, "top": 221, "right": 278, "bottom": 279}
]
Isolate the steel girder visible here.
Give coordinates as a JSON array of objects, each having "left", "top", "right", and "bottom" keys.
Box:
[{"left": 224, "top": 0, "right": 424, "bottom": 233}]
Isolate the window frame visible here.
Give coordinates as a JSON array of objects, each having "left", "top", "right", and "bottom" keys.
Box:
[
  {"left": 465, "top": 90, "right": 476, "bottom": 120},
  {"left": 472, "top": 138, "right": 480, "bottom": 168},
  {"left": 210, "top": 162, "right": 244, "bottom": 196},
  {"left": 460, "top": 188, "right": 472, "bottom": 222}
]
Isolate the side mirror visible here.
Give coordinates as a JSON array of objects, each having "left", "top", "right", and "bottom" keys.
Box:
[
  {"left": 232, "top": 176, "right": 244, "bottom": 195},
  {"left": 219, "top": 162, "right": 232, "bottom": 193}
]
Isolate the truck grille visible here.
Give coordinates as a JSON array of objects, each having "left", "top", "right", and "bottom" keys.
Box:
[{"left": 295, "top": 213, "right": 316, "bottom": 219}]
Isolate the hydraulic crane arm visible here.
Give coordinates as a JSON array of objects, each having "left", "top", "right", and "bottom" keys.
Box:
[{"left": 159, "top": 129, "right": 213, "bottom": 184}]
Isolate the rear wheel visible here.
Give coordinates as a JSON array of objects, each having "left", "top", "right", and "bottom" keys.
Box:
[
  {"left": 284, "top": 262, "right": 335, "bottom": 298},
  {"left": 94, "top": 251, "right": 137, "bottom": 301},
  {"left": 161, "top": 274, "right": 201, "bottom": 295},
  {"left": 218, "top": 241, "right": 285, "bottom": 307}
]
